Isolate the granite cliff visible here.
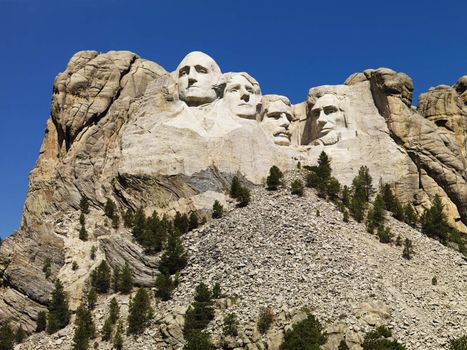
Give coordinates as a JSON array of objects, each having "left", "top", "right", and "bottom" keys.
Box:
[{"left": 0, "top": 50, "right": 465, "bottom": 349}]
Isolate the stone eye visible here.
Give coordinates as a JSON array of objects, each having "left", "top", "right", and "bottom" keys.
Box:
[
  {"left": 324, "top": 106, "right": 337, "bottom": 115},
  {"left": 195, "top": 65, "right": 208, "bottom": 74},
  {"left": 179, "top": 67, "right": 189, "bottom": 77}
]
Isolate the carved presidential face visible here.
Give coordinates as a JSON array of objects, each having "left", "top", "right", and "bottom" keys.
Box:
[
  {"left": 310, "top": 94, "right": 347, "bottom": 145},
  {"left": 223, "top": 74, "right": 261, "bottom": 119},
  {"left": 176, "top": 52, "right": 221, "bottom": 106},
  {"left": 261, "top": 97, "right": 293, "bottom": 146}
]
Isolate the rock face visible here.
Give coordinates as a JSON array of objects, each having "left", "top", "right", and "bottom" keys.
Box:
[{"left": 0, "top": 50, "right": 465, "bottom": 339}]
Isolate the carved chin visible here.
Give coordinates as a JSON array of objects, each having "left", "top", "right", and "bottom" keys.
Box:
[
  {"left": 318, "top": 131, "right": 340, "bottom": 145},
  {"left": 274, "top": 135, "right": 291, "bottom": 146}
]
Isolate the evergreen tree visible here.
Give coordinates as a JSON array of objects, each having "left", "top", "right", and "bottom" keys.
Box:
[
  {"left": 230, "top": 176, "right": 242, "bottom": 199},
  {"left": 421, "top": 194, "right": 449, "bottom": 243},
  {"left": 154, "top": 273, "right": 176, "bottom": 301},
  {"left": 101, "top": 318, "right": 113, "bottom": 342},
  {"left": 111, "top": 214, "right": 120, "bottom": 229},
  {"left": 79, "top": 225, "right": 88, "bottom": 241},
  {"left": 223, "top": 313, "right": 239, "bottom": 337},
  {"left": 184, "top": 330, "right": 215, "bottom": 350},
  {"left": 349, "top": 195, "right": 365, "bottom": 222},
  {"left": 113, "top": 322, "right": 124, "bottom": 350},
  {"left": 377, "top": 226, "right": 392, "bottom": 244},
  {"left": 381, "top": 183, "right": 395, "bottom": 212},
  {"left": 104, "top": 199, "right": 116, "bottom": 219},
  {"left": 36, "top": 311, "right": 47, "bottom": 332},
  {"left": 79, "top": 213, "right": 86, "bottom": 226},
  {"left": 87, "top": 288, "right": 97, "bottom": 310},
  {"left": 90, "top": 246, "right": 96, "bottom": 260},
  {"left": 342, "top": 185, "right": 350, "bottom": 207},
  {"left": 327, "top": 177, "right": 341, "bottom": 201},
  {"left": 42, "top": 258, "right": 52, "bottom": 279},
  {"left": 131, "top": 207, "right": 146, "bottom": 243},
  {"left": 338, "top": 339, "right": 350, "bottom": 350},
  {"left": 211, "top": 282, "right": 222, "bottom": 299},
  {"left": 189, "top": 212, "right": 199, "bottom": 231},
  {"left": 266, "top": 166, "right": 283, "bottom": 190},
  {"left": 316, "top": 151, "right": 332, "bottom": 180},
  {"left": 257, "top": 307, "right": 274, "bottom": 334},
  {"left": 112, "top": 266, "right": 121, "bottom": 292},
  {"left": 343, "top": 209, "right": 349, "bottom": 223},
  {"left": 142, "top": 211, "right": 165, "bottom": 253},
  {"left": 0, "top": 322, "right": 14, "bottom": 350},
  {"left": 184, "top": 283, "right": 214, "bottom": 337},
  {"left": 47, "top": 280, "right": 70, "bottom": 334},
  {"left": 291, "top": 179, "right": 304, "bottom": 196},
  {"left": 392, "top": 198, "right": 405, "bottom": 221},
  {"left": 91, "top": 260, "right": 111, "bottom": 293},
  {"left": 403, "top": 204, "right": 418, "bottom": 227},
  {"left": 72, "top": 304, "right": 96, "bottom": 350},
  {"left": 402, "top": 238, "right": 413, "bottom": 260},
  {"left": 450, "top": 335, "right": 467, "bottom": 350},
  {"left": 357, "top": 165, "right": 374, "bottom": 201},
  {"left": 128, "top": 288, "right": 153, "bottom": 335},
  {"left": 80, "top": 196, "right": 90, "bottom": 214},
  {"left": 279, "top": 313, "right": 327, "bottom": 350},
  {"left": 159, "top": 229, "right": 188, "bottom": 275},
  {"left": 123, "top": 208, "right": 134, "bottom": 228},
  {"left": 109, "top": 297, "right": 120, "bottom": 324},
  {"left": 305, "top": 171, "right": 320, "bottom": 188},
  {"left": 118, "top": 263, "right": 133, "bottom": 294},
  {"left": 174, "top": 211, "right": 190, "bottom": 234},
  {"left": 212, "top": 200, "right": 223, "bottom": 219},
  {"left": 237, "top": 186, "right": 251, "bottom": 207},
  {"left": 14, "top": 326, "right": 26, "bottom": 344}
]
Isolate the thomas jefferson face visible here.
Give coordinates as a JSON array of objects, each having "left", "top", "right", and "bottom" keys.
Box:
[
  {"left": 223, "top": 74, "right": 261, "bottom": 119},
  {"left": 310, "top": 94, "right": 347, "bottom": 145},
  {"left": 176, "top": 52, "right": 221, "bottom": 106},
  {"left": 261, "top": 97, "right": 293, "bottom": 146}
]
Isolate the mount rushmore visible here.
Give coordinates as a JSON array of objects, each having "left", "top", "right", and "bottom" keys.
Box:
[{"left": 0, "top": 49, "right": 465, "bottom": 334}]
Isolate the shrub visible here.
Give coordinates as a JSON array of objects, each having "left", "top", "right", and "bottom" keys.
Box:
[
  {"left": 123, "top": 209, "right": 134, "bottom": 228},
  {"left": 111, "top": 214, "right": 120, "bottom": 229},
  {"left": 80, "top": 196, "right": 90, "bottom": 214},
  {"left": 15, "top": 326, "right": 26, "bottom": 344},
  {"left": 212, "top": 282, "right": 222, "bottom": 299},
  {"left": 104, "top": 199, "right": 117, "bottom": 219},
  {"left": 257, "top": 307, "right": 274, "bottom": 334},
  {"left": 432, "top": 276, "right": 438, "bottom": 286},
  {"left": 47, "top": 279, "right": 70, "bottom": 334},
  {"left": 90, "top": 246, "right": 96, "bottom": 260},
  {"left": 343, "top": 209, "right": 349, "bottom": 223},
  {"left": 230, "top": 176, "right": 242, "bottom": 199},
  {"left": 36, "top": 311, "right": 47, "bottom": 332},
  {"left": 223, "top": 313, "right": 238, "bottom": 337},
  {"left": 72, "top": 261, "right": 79, "bottom": 271},
  {"left": 291, "top": 179, "right": 304, "bottom": 196},
  {"left": 362, "top": 326, "right": 407, "bottom": 350},
  {"left": 377, "top": 226, "right": 392, "bottom": 244},
  {"left": 338, "top": 339, "right": 350, "bottom": 350},
  {"left": 395, "top": 235, "right": 402, "bottom": 246},
  {"left": 189, "top": 212, "right": 199, "bottom": 231},
  {"left": 42, "top": 258, "right": 51, "bottom": 279},
  {"left": 79, "top": 225, "right": 88, "bottom": 241},
  {"left": 212, "top": 200, "right": 223, "bottom": 219},
  {"left": 128, "top": 288, "right": 153, "bottom": 335},
  {"left": 91, "top": 260, "right": 111, "bottom": 293},
  {"left": 280, "top": 313, "right": 327, "bottom": 350},
  {"left": 266, "top": 166, "right": 283, "bottom": 190}
]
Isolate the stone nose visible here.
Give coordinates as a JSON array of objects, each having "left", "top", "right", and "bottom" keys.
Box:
[
  {"left": 241, "top": 94, "right": 250, "bottom": 102},
  {"left": 279, "top": 113, "right": 290, "bottom": 128},
  {"left": 317, "top": 110, "right": 327, "bottom": 126},
  {"left": 187, "top": 78, "right": 197, "bottom": 88}
]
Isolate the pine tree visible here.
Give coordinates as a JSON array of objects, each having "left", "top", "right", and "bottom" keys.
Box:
[
  {"left": 128, "top": 288, "right": 153, "bottom": 335},
  {"left": 174, "top": 211, "right": 190, "bottom": 234},
  {"left": 266, "top": 166, "right": 283, "bottom": 190},
  {"left": 237, "top": 186, "right": 251, "bottom": 207},
  {"left": 42, "top": 258, "right": 52, "bottom": 279},
  {"left": 91, "top": 260, "right": 111, "bottom": 293},
  {"left": 109, "top": 298, "right": 120, "bottom": 324},
  {"left": 338, "top": 339, "right": 350, "bottom": 350},
  {"left": 279, "top": 313, "right": 327, "bottom": 350},
  {"left": 316, "top": 151, "right": 332, "bottom": 180},
  {"left": 118, "top": 263, "right": 133, "bottom": 294},
  {"left": 184, "top": 282, "right": 214, "bottom": 337},
  {"left": 212, "top": 282, "right": 222, "bottom": 299},
  {"left": 184, "top": 330, "right": 215, "bottom": 350},
  {"left": 402, "top": 238, "right": 413, "bottom": 260},
  {"left": 0, "top": 322, "right": 14, "bottom": 350},
  {"left": 223, "top": 313, "right": 239, "bottom": 337},
  {"left": 131, "top": 207, "right": 146, "bottom": 243},
  {"left": 212, "top": 200, "right": 223, "bottom": 219},
  {"left": 47, "top": 280, "right": 70, "bottom": 334},
  {"left": 90, "top": 246, "right": 96, "bottom": 260},
  {"left": 403, "top": 203, "right": 418, "bottom": 227},
  {"left": 79, "top": 213, "right": 86, "bottom": 226},
  {"left": 189, "top": 212, "right": 199, "bottom": 231},
  {"left": 123, "top": 208, "right": 134, "bottom": 228},
  {"left": 291, "top": 179, "right": 304, "bottom": 196},
  {"left": 142, "top": 211, "right": 165, "bottom": 253},
  {"left": 14, "top": 326, "right": 26, "bottom": 344},
  {"left": 377, "top": 226, "right": 392, "bottom": 244},
  {"left": 159, "top": 229, "right": 188, "bottom": 275},
  {"left": 327, "top": 177, "right": 341, "bottom": 201},
  {"left": 342, "top": 185, "right": 350, "bottom": 207},
  {"left": 101, "top": 318, "right": 113, "bottom": 341},
  {"left": 104, "top": 199, "right": 116, "bottom": 219},
  {"left": 112, "top": 214, "right": 120, "bottom": 229},
  {"left": 349, "top": 195, "right": 365, "bottom": 222},
  {"left": 230, "top": 176, "right": 242, "bottom": 199},
  {"left": 343, "top": 209, "right": 349, "bottom": 223},
  {"left": 257, "top": 307, "right": 274, "bottom": 334},
  {"left": 362, "top": 326, "right": 407, "bottom": 350},
  {"left": 381, "top": 183, "right": 395, "bottom": 212},
  {"left": 392, "top": 197, "right": 405, "bottom": 221},
  {"left": 154, "top": 273, "right": 176, "bottom": 301},
  {"left": 112, "top": 266, "right": 121, "bottom": 292},
  {"left": 113, "top": 322, "right": 124, "bottom": 350},
  {"left": 87, "top": 288, "right": 97, "bottom": 310},
  {"left": 357, "top": 165, "right": 373, "bottom": 201},
  {"left": 72, "top": 304, "right": 95, "bottom": 350},
  {"left": 421, "top": 194, "right": 449, "bottom": 243},
  {"left": 80, "top": 196, "right": 90, "bottom": 214},
  {"left": 36, "top": 311, "right": 47, "bottom": 332},
  {"left": 79, "top": 225, "right": 88, "bottom": 241}
]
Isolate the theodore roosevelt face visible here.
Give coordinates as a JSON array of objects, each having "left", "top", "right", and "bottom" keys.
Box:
[
  {"left": 176, "top": 51, "right": 221, "bottom": 106},
  {"left": 260, "top": 96, "right": 293, "bottom": 146}
]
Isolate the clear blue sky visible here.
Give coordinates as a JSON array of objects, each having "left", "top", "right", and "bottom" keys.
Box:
[{"left": 0, "top": 0, "right": 466, "bottom": 238}]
